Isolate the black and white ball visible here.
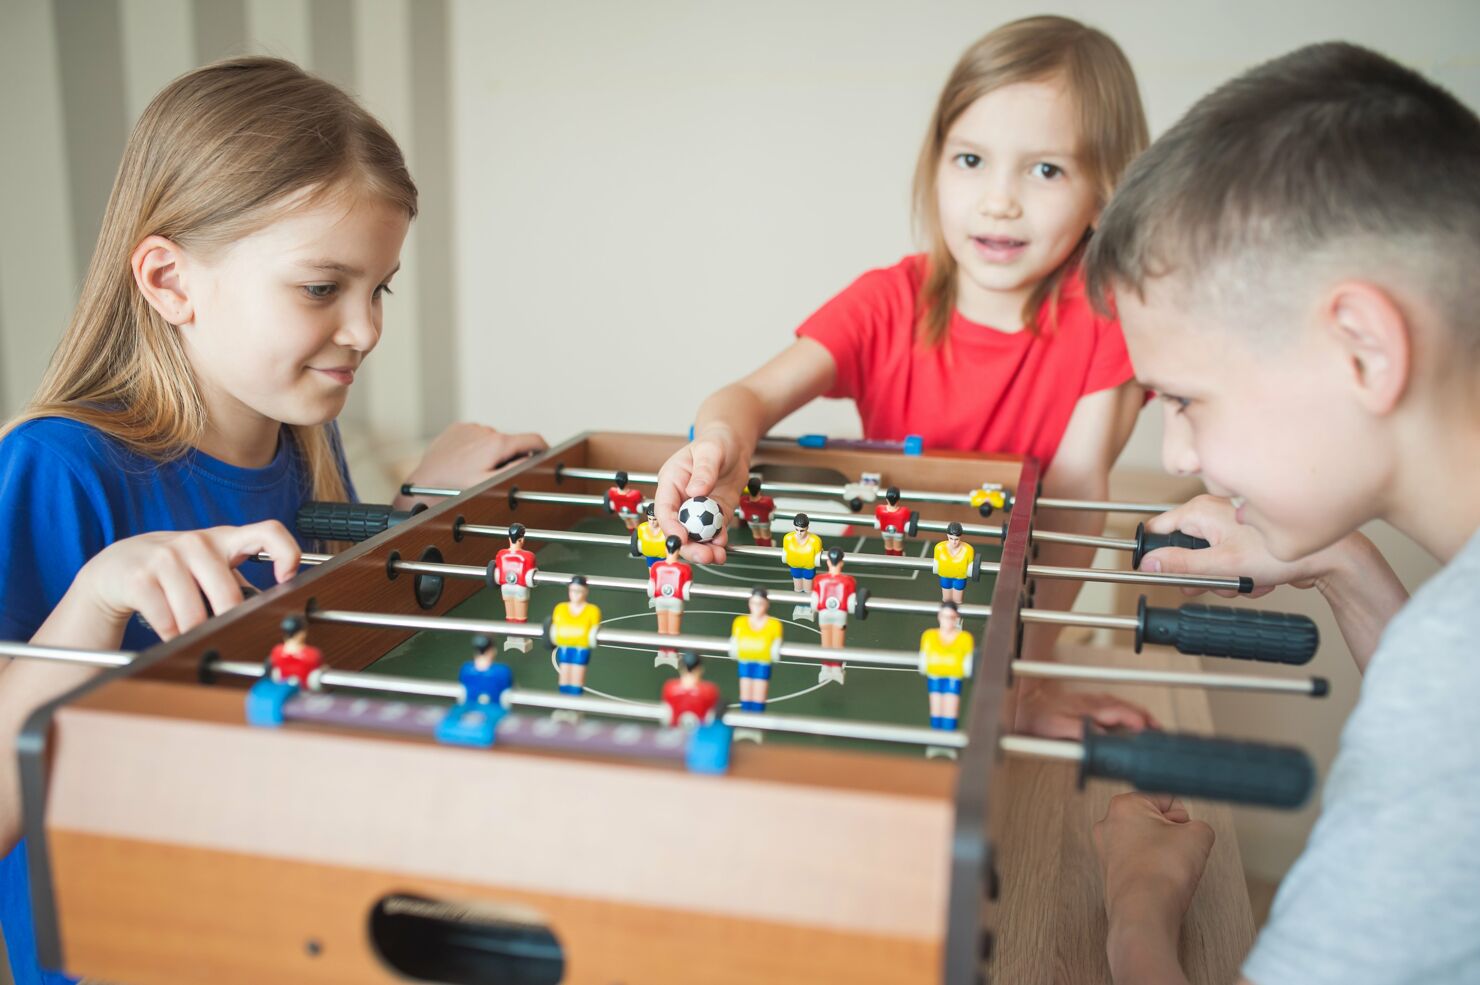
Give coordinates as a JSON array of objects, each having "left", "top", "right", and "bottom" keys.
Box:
[{"left": 678, "top": 496, "right": 725, "bottom": 543}]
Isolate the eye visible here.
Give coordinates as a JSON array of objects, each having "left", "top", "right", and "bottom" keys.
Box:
[
  {"left": 1160, "top": 393, "right": 1191, "bottom": 415},
  {"left": 303, "top": 283, "right": 337, "bottom": 300},
  {"left": 373, "top": 283, "right": 394, "bottom": 300},
  {"left": 1032, "top": 162, "right": 1063, "bottom": 180},
  {"left": 952, "top": 152, "right": 983, "bottom": 170}
]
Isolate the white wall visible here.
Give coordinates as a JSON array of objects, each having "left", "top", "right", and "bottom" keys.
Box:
[{"left": 450, "top": 0, "right": 1479, "bottom": 881}]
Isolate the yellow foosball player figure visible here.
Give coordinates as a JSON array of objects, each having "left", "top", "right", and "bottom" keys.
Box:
[
  {"left": 932, "top": 521, "right": 974, "bottom": 604},
  {"left": 633, "top": 503, "right": 668, "bottom": 606},
  {"left": 918, "top": 602, "right": 974, "bottom": 731},
  {"left": 969, "top": 482, "right": 1013, "bottom": 517},
  {"left": 729, "top": 587, "right": 783, "bottom": 712},
  {"left": 781, "top": 512, "right": 825, "bottom": 621},
  {"left": 550, "top": 576, "right": 601, "bottom": 697}
]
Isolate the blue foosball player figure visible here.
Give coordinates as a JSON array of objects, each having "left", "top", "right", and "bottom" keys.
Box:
[{"left": 438, "top": 634, "right": 514, "bottom": 747}]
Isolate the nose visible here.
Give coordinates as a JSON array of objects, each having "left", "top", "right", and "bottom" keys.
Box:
[
  {"left": 976, "top": 171, "right": 1020, "bottom": 220},
  {"left": 334, "top": 299, "right": 381, "bottom": 354},
  {"left": 1160, "top": 401, "right": 1201, "bottom": 477}
]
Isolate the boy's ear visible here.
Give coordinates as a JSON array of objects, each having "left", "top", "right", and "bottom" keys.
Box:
[
  {"left": 1324, "top": 281, "right": 1411, "bottom": 415},
  {"left": 131, "top": 235, "right": 194, "bottom": 327}
]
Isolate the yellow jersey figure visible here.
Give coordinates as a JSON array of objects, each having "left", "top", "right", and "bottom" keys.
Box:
[
  {"left": 550, "top": 577, "right": 601, "bottom": 696},
  {"left": 730, "top": 587, "right": 783, "bottom": 712},
  {"left": 932, "top": 521, "right": 974, "bottom": 604},
  {"left": 919, "top": 602, "right": 973, "bottom": 730}
]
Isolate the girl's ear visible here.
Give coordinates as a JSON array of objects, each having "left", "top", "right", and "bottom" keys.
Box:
[{"left": 131, "top": 235, "right": 194, "bottom": 327}]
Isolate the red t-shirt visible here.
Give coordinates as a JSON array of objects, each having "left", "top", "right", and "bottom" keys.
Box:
[
  {"left": 662, "top": 678, "right": 721, "bottom": 727},
  {"left": 494, "top": 548, "right": 537, "bottom": 587},
  {"left": 607, "top": 487, "right": 643, "bottom": 516},
  {"left": 795, "top": 256, "right": 1135, "bottom": 469}
]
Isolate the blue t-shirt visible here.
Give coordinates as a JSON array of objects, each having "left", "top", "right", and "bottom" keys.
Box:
[
  {"left": 459, "top": 659, "right": 514, "bottom": 706},
  {"left": 0, "top": 415, "right": 353, "bottom": 984}
]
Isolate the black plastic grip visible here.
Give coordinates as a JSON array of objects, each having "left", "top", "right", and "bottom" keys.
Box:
[
  {"left": 1080, "top": 726, "right": 1315, "bottom": 809},
  {"left": 906, "top": 511, "right": 920, "bottom": 537},
  {"left": 296, "top": 501, "right": 422, "bottom": 543},
  {"left": 1131, "top": 522, "right": 1211, "bottom": 568},
  {"left": 1137, "top": 596, "right": 1319, "bottom": 665}
]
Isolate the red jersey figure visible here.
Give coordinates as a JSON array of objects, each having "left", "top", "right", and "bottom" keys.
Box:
[
  {"left": 493, "top": 523, "right": 538, "bottom": 652},
  {"left": 661, "top": 651, "right": 721, "bottom": 728},
  {"left": 810, "top": 547, "right": 857, "bottom": 684},
  {"left": 874, "top": 486, "right": 912, "bottom": 557},
  {"left": 737, "top": 477, "right": 777, "bottom": 546},
  {"left": 607, "top": 470, "right": 644, "bottom": 531},
  {"left": 269, "top": 615, "right": 324, "bottom": 690},
  {"left": 647, "top": 534, "right": 693, "bottom": 668}
]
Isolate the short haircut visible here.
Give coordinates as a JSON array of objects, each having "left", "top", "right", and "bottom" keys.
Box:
[
  {"left": 508, "top": 522, "right": 526, "bottom": 542},
  {"left": 570, "top": 575, "right": 588, "bottom": 588},
  {"left": 826, "top": 546, "right": 845, "bottom": 566},
  {"left": 679, "top": 651, "right": 702, "bottom": 672},
  {"left": 750, "top": 586, "right": 768, "bottom": 600},
  {"left": 665, "top": 534, "right": 683, "bottom": 554},
  {"left": 1087, "top": 42, "right": 1480, "bottom": 356}
]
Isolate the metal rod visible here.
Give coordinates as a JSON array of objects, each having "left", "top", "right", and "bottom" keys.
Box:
[
  {"left": 401, "top": 484, "right": 463, "bottom": 498},
  {"left": 514, "top": 490, "right": 608, "bottom": 508},
  {"left": 1018, "top": 610, "right": 1140, "bottom": 632},
  {"left": 1023, "top": 564, "right": 1240, "bottom": 592},
  {"left": 722, "top": 710, "right": 967, "bottom": 748},
  {"left": 1012, "top": 661, "right": 1326, "bottom": 696},
  {"left": 309, "top": 609, "right": 544, "bottom": 639},
  {"left": 1037, "top": 498, "right": 1178, "bottom": 514},
  {"left": 459, "top": 523, "right": 633, "bottom": 548},
  {"left": 0, "top": 641, "right": 132, "bottom": 667},
  {"left": 999, "top": 735, "right": 1083, "bottom": 762}
]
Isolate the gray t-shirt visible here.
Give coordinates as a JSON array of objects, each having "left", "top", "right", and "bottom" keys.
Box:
[{"left": 1243, "top": 528, "right": 1480, "bottom": 984}]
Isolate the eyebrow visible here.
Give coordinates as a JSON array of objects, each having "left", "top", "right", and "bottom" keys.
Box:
[{"left": 297, "top": 259, "right": 402, "bottom": 280}]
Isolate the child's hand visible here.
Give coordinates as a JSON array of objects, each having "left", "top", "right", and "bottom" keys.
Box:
[
  {"left": 1012, "top": 679, "right": 1160, "bottom": 739},
  {"left": 67, "top": 521, "right": 301, "bottom": 642},
  {"left": 655, "top": 426, "right": 751, "bottom": 564},
  {"left": 406, "top": 423, "right": 547, "bottom": 494},
  {"left": 1139, "top": 494, "right": 1345, "bottom": 598},
  {"left": 1093, "top": 792, "right": 1214, "bottom": 974}
]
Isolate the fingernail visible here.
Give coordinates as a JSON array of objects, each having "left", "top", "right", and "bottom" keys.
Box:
[{"left": 1144, "top": 558, "right": 1161, "bottom": 572}]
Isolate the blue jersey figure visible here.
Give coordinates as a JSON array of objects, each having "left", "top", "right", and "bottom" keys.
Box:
[{"left": 459, "top": 635, "right": 514, "bottom": 706}]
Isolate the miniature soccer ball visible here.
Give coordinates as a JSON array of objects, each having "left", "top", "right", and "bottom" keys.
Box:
[{"left": 678, "top": 496, "right": 725, "bottom": 543}]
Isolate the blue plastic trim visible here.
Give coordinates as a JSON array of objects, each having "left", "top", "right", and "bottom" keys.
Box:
[
  {"left": 685, "top": 721, "right": 734, "bottom": 774},
  {"left": 244, "top": 679, "right": 299, "bottom": 727},
  {"left": 797, "top": 434, "right": 827, "bottom": 449},
  {"left": 903, "top": 434, "right": 924, "bottom": 456},
  {"left": 436, "top": 703, "right": 506, "bottom": 747}
]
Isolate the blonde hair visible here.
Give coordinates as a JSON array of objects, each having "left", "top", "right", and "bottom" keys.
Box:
[
  {"left": 3, "top": 56, "right": 418, "bottom": 501},
  {"left": 912, "top": 16, "right": 1148, "bottom": 346}
]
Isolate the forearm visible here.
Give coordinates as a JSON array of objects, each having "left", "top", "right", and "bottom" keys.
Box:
[
  {"left": 1314, "top": 533, "right": 1409, "bottom": 673},
  {"left": 1106, "top": 912, "right": 1193, "bottom": 985},
  {"left": 693, "top": 381, "right": 771, "bottom": 454}
]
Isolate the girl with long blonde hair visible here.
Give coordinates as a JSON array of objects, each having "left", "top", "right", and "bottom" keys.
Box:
[
  {"left": 657, "top": 16, "right": 1157, "bottom": 738},
  {"left": 0, "top": 57, "right": 543, "bottom": 983}
]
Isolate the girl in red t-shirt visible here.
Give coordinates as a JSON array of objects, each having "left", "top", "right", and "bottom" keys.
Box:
[{"left": 656, "top": 16, "right": 1160, "bottom": 739}]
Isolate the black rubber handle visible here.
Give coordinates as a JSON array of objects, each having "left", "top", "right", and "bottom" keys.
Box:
[
  {"left": 1137, "top": 596, "right": 1319, "bottom": 665},
  {"left": 1132, "top": 522, "right": 1211, "bottom": 568},
  {"left": 1080, "top": 725, "right": 1315, "bottom": 809},
  {"left": 906, "top": 511, "right": 920, "bottom": 537},
  {"left": 296, "top": 501, "right": 422, "bottom": 543}
]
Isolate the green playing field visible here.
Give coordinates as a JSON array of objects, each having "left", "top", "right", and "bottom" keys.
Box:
[{"left": 368, "top": 515, "right": 1002, "bottom": 755}]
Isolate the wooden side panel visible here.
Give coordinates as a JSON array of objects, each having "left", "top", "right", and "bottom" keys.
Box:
[{"left": 52, "top": 833, "right": 942, "bottom": 985}]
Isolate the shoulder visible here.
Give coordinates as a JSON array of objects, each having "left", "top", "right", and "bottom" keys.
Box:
[{"left": 1, "top": 416, "right": 135, "bottom": 475}]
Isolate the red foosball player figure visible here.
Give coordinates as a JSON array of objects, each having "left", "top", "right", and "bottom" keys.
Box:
[
  {"left": 648, "top": 534, "right": 693, "bottom": 668},
  {"left": 661, "top": 651, "right": 721, "bottom": 728},
  {"left": 607, "top": 470, "right": 644, "bottom": 531},
  {"left": 874, "top": 486, "right": 911, "bottom": 557},
  {"left": 918, "top": 602, "right": 974, "bottom": 731},
  {"left": 810, "top": 547, "right": 857, "bottom": 685},
  {"left": 781, "top": 512, "right": 824, "bottom": 621},
  {"left": 738, "top": 477, "right": 777, "bottom": 546},
  {"left": 551, "top": 576, "right": 601, "bottom": 697},
  {"left": 729, "top": 587, "right": 783, "bottom": 713},
  {"left": 268, "top": 615, "right": 324, "bottom": 691},
  {"left": 493, "top": 523, "right": 538, "bottom": 652}
]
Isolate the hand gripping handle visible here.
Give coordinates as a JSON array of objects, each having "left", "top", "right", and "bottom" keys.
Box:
[
  {"left": 1080, "top": 724, "right": 1315, "bottom": 809},
  {"left": 1137, "top": 597, "right": 1319, "bottom": 665},
  {"left": 296, "top": 501, "right": 424, "bottom": 543},
  {"left": 1131, "top": 522, "right": 1212, "bottom": 568}
]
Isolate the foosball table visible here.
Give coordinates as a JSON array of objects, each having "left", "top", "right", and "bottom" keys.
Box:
[{"left": 9, "top": 432, "right": 1325, "bottom": 984}]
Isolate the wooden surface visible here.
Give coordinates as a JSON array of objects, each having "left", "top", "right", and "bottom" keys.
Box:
[{"left": 990, "top": 642, "right": 1256, "bottom": 985}]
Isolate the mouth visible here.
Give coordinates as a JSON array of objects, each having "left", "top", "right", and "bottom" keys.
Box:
[
  {"left": 970, "top": 235, "right": 1029, "bottom": 263},
  {"left": 310, "top": 366, "right": 357, "bottom": 386}
]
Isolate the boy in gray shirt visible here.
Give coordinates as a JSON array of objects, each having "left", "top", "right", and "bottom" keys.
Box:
[{"left": 1083, "top": 42, "right": 1480, "bottom": 984}]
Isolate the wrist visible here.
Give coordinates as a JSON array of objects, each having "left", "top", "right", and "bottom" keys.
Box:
[
  {"left": 1105, "top": 894, "right": 1185, "bottom": 984},
  {"left": 1311, "top": 531, "right": 1377, "bottom": 598}
]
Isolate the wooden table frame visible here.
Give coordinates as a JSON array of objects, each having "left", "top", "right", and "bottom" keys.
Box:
[{"left": 18, "top": 431, "right": 1037, "bottom": 984}]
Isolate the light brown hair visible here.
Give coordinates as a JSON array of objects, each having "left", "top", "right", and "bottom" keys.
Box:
[
  {"left": 912, "top": 16, "right": 1148, "bottom": 346},
  {"left": 3, "top": 56, "right": 418, "bottom": 500},
  {"left": 1086, "top": 41, "right": 1480, "bottom": 360}
]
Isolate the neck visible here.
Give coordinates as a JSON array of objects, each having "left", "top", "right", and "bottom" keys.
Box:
[
  {"left": 195, "top": 379, "right": 283, "bottom": 468},
  {"left": 953, "top": 269, "right": 1034, "bottom": 332},
  {"left": 1384, "top": 412, "right": 1480, "bottom": 563}
]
